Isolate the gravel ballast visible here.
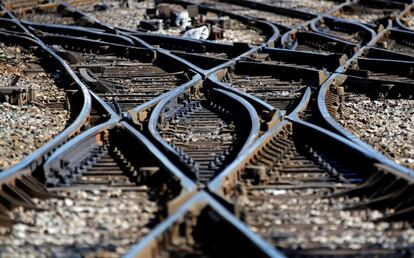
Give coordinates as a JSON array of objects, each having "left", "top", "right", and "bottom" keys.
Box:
[
  {"left": 0, "top": 188, "right": 158, "bottom": 258},
  {"left": 249, "top": 0, "right": 338, "bottom": 13},
  {"left": 245, "top": 188, "right": 414, "bottom": 252},
  {"left": 78, "top": 0, "right": 155, "bottom": 30},
  {"left": 0, "top": 44, "right": 69, "bottom": 170},
  {"left": 337, "top": 93, "right": 414, "bottom": 169},
  {"left": 78, "top": 1, "right": 266, "bottom": 44}
]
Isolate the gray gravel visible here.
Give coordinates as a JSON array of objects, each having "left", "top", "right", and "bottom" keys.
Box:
[
  {"left": 244, "top": 188, "right": 414, "bottom": 251},
  {"left": 20, "top": 13, "right": 76, "bottom": 25},
  {"left": 0, "top": 105, "right": 68, "bottom": 170},
  {"left": 246, "top": 0, "right": 337, "bottom": 13},
  {"left": 78, "top": 0, "right": 155, "bottom": 30},
  {"left": 77, "top": 1, "right": 185, "bottom": 36},
  {"left": 0, "top": 44, "right": 69, "bottom": 170},
  {"left": 337, "top": 93, "right": 414, "bottom": 169},
  {"left": 0, "top": 188, "right": 158, "bottom": 258},
  {"left": 78, "top": 1, "right": 265, "bottom": 44}
]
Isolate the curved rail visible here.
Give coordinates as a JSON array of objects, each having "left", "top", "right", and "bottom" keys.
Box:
[
  {"left": 138, "top": 0, "right": 281, "bottom": 47},
  {"left": 317, "top": 73, "right": 414, "bottom": 176},
  {"left": 281, "top": 30, "right": 359, "bottom": 56},
  {"left": 0, "top": 31, "right": 92, "bottom": 187},
  {"left": 310, "top": 15, "right": 377, "bottom": 45},
  {"left": 148, "top": 82, "right": 260, "bottom": 183},
  {"left": 1, "top": 0, "right": 413, "bottom": 256},
  {"left": 22, "top": 21, "right": 135, "bottom": 45},
  {"left": 124, "top": 191, "right": 284, "bottom": 258},
  {"left": 210, "top": 118, "right": 414, "bottom": 255}
]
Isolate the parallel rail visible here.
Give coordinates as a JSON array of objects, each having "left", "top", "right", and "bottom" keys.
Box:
[
  {"left": 210, "top": 119, "right": 414, "bottom": 257},
  {"left": 148, "top": 82, "right": 260, "bottom": 183},
  {"left": 0, "top": 0, "right": 414, "bottom": 257}
]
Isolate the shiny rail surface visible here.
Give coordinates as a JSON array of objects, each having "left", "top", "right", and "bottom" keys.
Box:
[{"left": 0, "top": 0, "right": 413, "bottom": 257}]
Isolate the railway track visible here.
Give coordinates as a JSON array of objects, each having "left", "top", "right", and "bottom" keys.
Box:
[
  {"left": 0, "top": 0, "right": 413, "bottom": 257},
  {"left": 311, "top": 17, "right": 375, "bottom": 44},
  {"left": 149, "top": 84, "right": 259, "bottom": 183},
  {"left": 0, "top": 27, "right": 118, "bottom": 236},
  {"left": 331, "top": 1, "right": 405, "bottom": 27},
  {"left": 323, "top": 72, "right": 414, "bottom": 169},
  {"left": 184, "top": 0, "right": 310, "bottom": 28},
  {"left": 15, "top": 0, "right": 274, "bottom": 45},
  {"left": 41, "top": 36, "right": 197, "bottom": 113},
  {"left": 154, "top": 0, "right": 276, "bottom": 44},
  {"left": 131, "top": 30, "right": 251, "bottom": 56},
  {"left": 0, "top": 122, "right": 194, "bottom": 257},
  {"left": 344, "top": 58, "right": 414, "bottom": 83},
  {"left": 61, "top": 28, "right": 242, "bottom": 72},
  {"left": 125, "top": 191, "right": 281, "bottom": 258},
  {"left": 0, "top": 35, "right": 84, "bottom": 171},
  {"left": 220, "top": 61, "right": 325, "bottom": 114},
  {"left": 159, "top": 93, "right": 244, "bottom": 180},
  {"left": 249, "top": 48, "right": 346, "bottom": 72},
  {"left": 282, "top": 31, "right": 358, "bottom": 56},
  {"left": 210, "top": 120, "right": 414, "bottom": 257},
  {"left": 365, "top": 29, "right": 414, "bottom": 61}
]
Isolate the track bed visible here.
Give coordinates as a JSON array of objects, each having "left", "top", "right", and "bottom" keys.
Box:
[
  {"left": 336, "top": 91, "right": 414, "bottom": 169},
  {"left": 157, "top": 88, "right": 250, "bottom": 183},
  {"left": 76, "top": 1, "right": 268, "bottom": 44},
  {"left": 223, "top": 71, "right": 306, "bottom": 112},
  {"left": 0, "top": 188, "right": 157, "bottom": 257},
  {"left": 0, "top": 42, "right": 69, "bottom": 170},
  {"left": 0, "top": 124, "right": 186, "bottom": 257},
  {"left": 52, "top": 41, "right": 191, "bottom": 112},
  {"left": 214, "top": 121, "right": 414, "bottom": 257},
  {"left": 187, "top": 0, "right": 307, "bottom": 27}
]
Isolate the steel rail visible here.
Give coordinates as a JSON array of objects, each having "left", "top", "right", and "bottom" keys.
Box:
[
  {"left": 124, "top": 191, "right": 285, "bottom": 258},
  {"left": 147, "top": 80, "right": 260, "bottom": 183},
  {"left": 0, "top": 31, "right": 92, "bottom": 189}
]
